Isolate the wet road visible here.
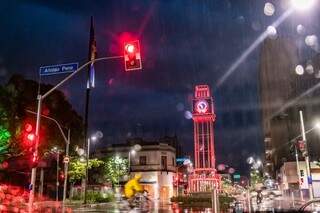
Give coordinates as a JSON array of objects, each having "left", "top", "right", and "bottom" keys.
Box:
[{"left": 70, "top": 202, "right": 214, "bottom": 213}]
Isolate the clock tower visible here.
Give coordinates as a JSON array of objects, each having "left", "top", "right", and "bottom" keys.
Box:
[{"left": 189, "top": 85, "right": 220, "bottom": 192}]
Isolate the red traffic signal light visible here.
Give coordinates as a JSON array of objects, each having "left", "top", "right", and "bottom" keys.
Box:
[
  {"left": 25, "top": 123, "right": 33, "bottom": 133},
  {"left": 22, "top": 122, "right": 35, "bottom": 146},
  {"left": 27, "top": 133, "right": 35, "bottom": 142},
  {"left": 124, "top": 40, "right": 142, "bottom": 71}
]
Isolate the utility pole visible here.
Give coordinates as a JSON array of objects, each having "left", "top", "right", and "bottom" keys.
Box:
[
  {"left": 56, "top": 149, "right": 60, "bottom": 202},
  {"left": 299, "top": 110, "right": 313, "bottom": 200},
  {"left": 83, "top": 16, "right": 97, "bottom": 204},
  {"left": 294, "top": 144, "right": 304, "bottom": 201},
  {"left": 63, "top": 129, "right": 70, "bottom": 204}
]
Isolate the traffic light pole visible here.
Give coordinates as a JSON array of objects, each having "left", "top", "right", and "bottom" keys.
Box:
[
  {"left": 63, "top": 129, "right": 70, "bottom": 204},
  {"left": 28, "top": 95, "right": 42, "bottom": 212},
  {"left": 84, "top": 137, "right": 91, "bottom": 204},
  {"left": 295, "top": 145, "right": 304, "bottom": 201},
  {"left": 27, "top": 56, "right": 123, "bottom": 211},
  {"left": 299, "top": 110, "right": 313, "bottom": 200}
]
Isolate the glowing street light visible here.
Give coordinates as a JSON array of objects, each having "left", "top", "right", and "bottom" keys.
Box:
[
  {"left": 130, "top": 149, "right": 136, "bottom": 155},
  {"left": 256, "top": 159, "right": 262, "bottom": 166},
  {"left": 84, "top": 131, "right": 103, "bottom": 204},
  {"left": 291, "top": 0, "right": 316, "bottom": 11},
  {"left": 246, "top": 156, "right": 255, "bottom": 165},
  {"left": 128, "top": 144, "right": 141, "bottom": 172}
]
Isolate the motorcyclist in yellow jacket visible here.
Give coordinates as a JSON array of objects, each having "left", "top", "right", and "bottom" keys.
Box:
[{"left": 124, "top": 173, "right": 143, "bottom": 199}]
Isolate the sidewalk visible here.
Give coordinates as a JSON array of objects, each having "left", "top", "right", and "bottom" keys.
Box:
[{"left": 34, "top": 200, "right": 114, "bottom": 209}]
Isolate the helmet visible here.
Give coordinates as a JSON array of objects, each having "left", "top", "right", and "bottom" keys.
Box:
[{"left": 134, "top": 173, "right": 142, "bottom": 180}]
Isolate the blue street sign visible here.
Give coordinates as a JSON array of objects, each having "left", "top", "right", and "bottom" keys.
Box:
[
  {"left": 39, "top": 62, "right": 78, "bottom": 76},
  {"left": 233, "top": 174, "right": 241, "bottom": 179},
  {"left": 176, "top": 158, "right": 189, "bottom": 162},
  {"left": 308, "top": 176, "right": 312, "bottom": 184}
]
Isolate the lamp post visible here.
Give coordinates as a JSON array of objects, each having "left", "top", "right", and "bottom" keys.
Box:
[
  {"left": 128, "top": 144, "right": 141, "bottom": 173},
  {"left": 26, "top": 110, "right": 71, "bottom": 203},
  {"left": 51, "top": 146, "right": 61, "bottom": 202},
  {"left": 84, "top": 131, "right": 102, "bottom": 204},
  {"left": 128, "top": 149, "right": 136, "bottom": 172}
]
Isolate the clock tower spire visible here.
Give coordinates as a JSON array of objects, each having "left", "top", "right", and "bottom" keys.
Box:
[{"left": 189, "top": 85, "right": 220, "bottom": 192}]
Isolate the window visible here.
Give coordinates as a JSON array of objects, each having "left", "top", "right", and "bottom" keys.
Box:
[
  {"left": 172, "top": 157, "right": 175, "bottom": 166},
  {"left": 139, "top": 156, "right": 146, "bottom": 165},
  {"left": 161, "top": 156, "right": 167, "bottom": 170}
]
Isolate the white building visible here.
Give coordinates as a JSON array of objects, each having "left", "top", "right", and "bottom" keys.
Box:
[
  {"left": 279, "top": 161, "right": 320, "bottom": 198},
  {"left": 96, "top": 140, "right": 176, "bottom": 201}
]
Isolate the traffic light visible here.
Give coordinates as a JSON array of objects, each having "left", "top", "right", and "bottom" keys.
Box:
[
  {"left": 59, "top": 171, "right": 65, "bottom": 181},
  {"left": 27, "top": 133, "right": 35, "bottom": 142},
  {"left": 300, "top": 170, "right": 304, "bottom": 177},
  {"left": 25, "top": 123, "right": 33, "bottom": 133},
  {"left": 124, "top": 40, "right": 142, "bottom": 71},
  {"left": 297, "top": 140, "right": 307, "bottom": 156},
  {"left": 22, "top": 122, "right": 35, "bottom": 146}
]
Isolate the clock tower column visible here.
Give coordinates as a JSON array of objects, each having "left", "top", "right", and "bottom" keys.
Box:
[{"left": 189, "top": 85, "right": 220, "bottom": 192}]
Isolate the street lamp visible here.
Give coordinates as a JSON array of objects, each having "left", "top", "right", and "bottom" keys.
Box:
[
  {"left": 128, "top": 144, "right": 141, "bottom": 173},
  {"left": 84, "top": 131, "right": 103, "bottom": 204},
  {"left": 51, "top": 146, "right": 61, "bottom": 202},
  {"left": 26, "top": 110, "right": 71, "bottom": 204},
  {"left": 291, "top": 0, "right": 316, "bottom": 11}
]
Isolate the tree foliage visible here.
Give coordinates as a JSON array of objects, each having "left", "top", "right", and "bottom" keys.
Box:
[
  {"left": 250, "top": 170, "right": 264, "bottom": 189},
  {"left": 0, "top": 74, "right": 84, "bottom": 164},
  {"left": 104, "top": 156, "right": 128, "bottom": 185},
  {"left": 68, "top": 157, "right": 104, "bottom": 183},
  {"left": 0, "top": 126, "right": 10, "bottom": 162}
]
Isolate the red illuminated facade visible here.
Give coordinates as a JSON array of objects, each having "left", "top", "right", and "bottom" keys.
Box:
[{"left": 189, "top": 85, "right": 220, "bottom": 192}]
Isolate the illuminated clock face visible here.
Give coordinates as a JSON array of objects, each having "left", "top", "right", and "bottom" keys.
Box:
[{"left": 196, "top": 100, "right": 209, "bottom": 113}]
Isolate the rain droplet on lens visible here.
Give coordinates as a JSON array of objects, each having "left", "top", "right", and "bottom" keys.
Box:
[
  {"left": 251, "top": 21, "right": 261, "bottom": 31},
  {"left": 295, "top": 65, "right": 304, "bottom": 75},
  {"left": 296, "top": 24, "right": 306, "bottom": 35},
  {"left": 184, "top": 111, "right": 193, "bottom": 119},
  {"left": 264, "top": 2, "right": 275, "bottom": 16},
  {"left": 176, "top": 103, "right": 184, "bottom": 111},
  {"left": 266, "top": 26, "right": 277, "bottom": 39},
  {"left": 306, "top": 64, "right": 314, "bottom": 74}
]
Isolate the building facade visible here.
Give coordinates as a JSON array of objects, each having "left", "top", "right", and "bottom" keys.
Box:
[
  {"left": 259, "top": 37, "right": 299, "bottom": 175},
  {"left": 96, "top": 140, "right": 176, "bottom": 201},
  {"left": 260, "top": 38, "right": 320, "bottom": 177},
  {"left": 279, "top": 161, "right": 320, "bottom": 199}
]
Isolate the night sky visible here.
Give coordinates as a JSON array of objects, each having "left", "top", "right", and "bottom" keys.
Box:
[{"left": 1, "top": 0, "right": 319, "bottom": 173}]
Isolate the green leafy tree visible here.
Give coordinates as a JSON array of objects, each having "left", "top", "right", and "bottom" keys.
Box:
[
  {"left": 104, "top": 156, "right": 128, "bottom": 186},
  {"left": 250, "top": 170, "right": 264, "bottom": 189},
  {"left": 0, "top": 75, "right": 84, "bottom": 162},
  {"left": 68, "top": 157, "right": 104, "bottom": 183},
  {"left": 0, "top": 126, "right": 10, "bottom": 162}
]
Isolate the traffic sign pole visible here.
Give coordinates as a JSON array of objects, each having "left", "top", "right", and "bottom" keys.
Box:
[
  {"left": 63, "top": 129, "right": 70, "bottom": 205},
  {"left": 28, "top": 56, "right": 123, "bottom": 211},
  {"left": 299, "top": 110, "right": 314, "bottom": 200}
]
